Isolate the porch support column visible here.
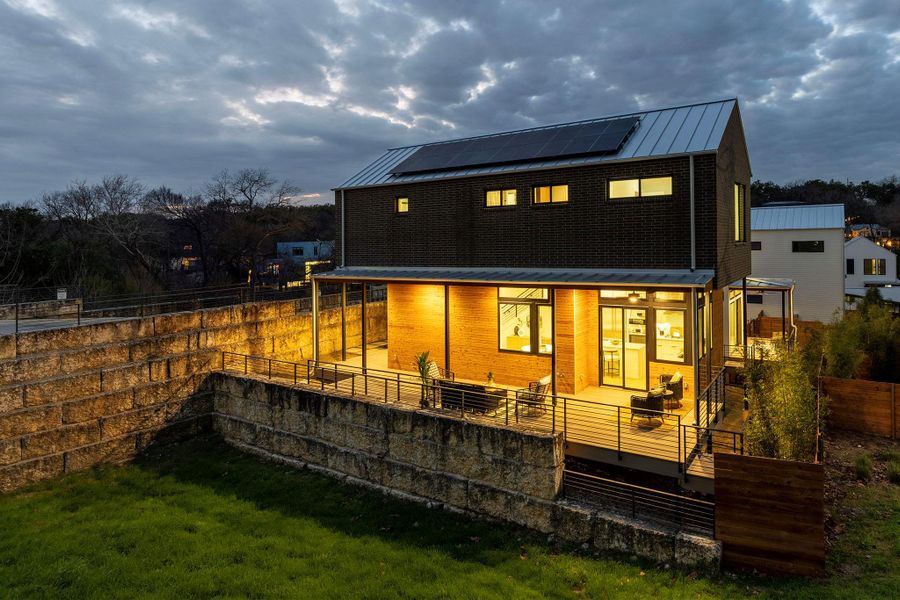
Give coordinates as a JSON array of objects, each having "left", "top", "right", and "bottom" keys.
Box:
[
  {"left": 551, "top": 288, "right": 557, "bottom": 397},
  {"left": 444, "top": 285, "right": 450, "bottom": 372},
  {"left": 361, "top": 282, "right": 367, "bottom": 370},
  {"left": 312, "top": 278, "right": 319, "bottom": 362},
  {"left": 340, "top": 283, "right": 347, "bottom": 361},
  {"left": 781, "top": 290, "right": 786, "bottom": 341},
  {"left": 742, "top": 277, "right": 748, "bottom": 357},
  {"left": 692, "top": 288, "right": 700, "bottom": 426}
]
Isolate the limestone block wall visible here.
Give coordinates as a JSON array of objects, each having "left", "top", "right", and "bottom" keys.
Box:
[
  {"left": 210, "top": 373, "right": 720, "bottom": 570},
  {"left": 0, "top": 298, "right": 386, "bottom": 492}
]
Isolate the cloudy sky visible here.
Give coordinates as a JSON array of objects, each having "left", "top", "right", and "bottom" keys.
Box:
[{"left": 1, "top": 0, "right": 899, "bottom": 204}]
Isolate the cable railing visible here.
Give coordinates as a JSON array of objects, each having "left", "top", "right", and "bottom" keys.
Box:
[{"left": 562, "top": 469, "right": 714, "bottom": 536}]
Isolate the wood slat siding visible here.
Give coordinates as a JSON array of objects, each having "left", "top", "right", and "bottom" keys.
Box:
[
  {"left": 820, "top": 376, "right": 897, "bottom": 439},
  {"left": 714, "top": 454, "right": 825, "bottom": 577}
]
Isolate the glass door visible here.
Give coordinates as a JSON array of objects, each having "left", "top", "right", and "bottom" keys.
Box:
[{"left": 601, "top": 307, "right": 648, "bottom": 390}]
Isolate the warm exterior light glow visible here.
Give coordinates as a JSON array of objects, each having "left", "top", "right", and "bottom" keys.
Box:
[{"left": 628, "top": 292, "right": 639, "bottom": 303}]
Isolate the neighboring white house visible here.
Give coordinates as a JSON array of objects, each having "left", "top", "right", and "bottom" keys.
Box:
[
  {"left": 275, "top": 240, "right": 335, "bottom": 265},
  {"left": 844, "top": 236, "right": 898, "bottom": 289},
  {"left": 749, "top": 204, "right": 845, "bottom": 323}
]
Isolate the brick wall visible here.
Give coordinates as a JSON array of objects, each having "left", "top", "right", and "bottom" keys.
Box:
[
  {"left": 0, "top": 299, "right": 385, "bottom": 492},
  {"left": 338, "top": 156, "right": 718, "bottom": 272}
]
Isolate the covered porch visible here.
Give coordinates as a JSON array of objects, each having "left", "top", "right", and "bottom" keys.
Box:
[
  {"left": 724, "top": 277, "right": 796, "bottom": 365},
  {"left": 310, "top": 266, "right": 744, "bottom": 486}
]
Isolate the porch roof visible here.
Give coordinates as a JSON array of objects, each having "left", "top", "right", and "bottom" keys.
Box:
[
  {"left": 313, "top": 266, "right": 715, "bottom": 288},
  {"left": 730, "top": 277, "right": 795, "bottom": 291}
]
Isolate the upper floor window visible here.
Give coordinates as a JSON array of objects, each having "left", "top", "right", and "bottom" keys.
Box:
[
  {"left": 864, "top": 258, "right": 887, "bottom": 275},
  {"left": 609, "top": 176, "right": 672, "bottom": 199},
  {"left": 533, "top": 185, "right": 568, "bottom": 204},
  {"left": 292, "top": 247, "right": 304, "bottom": 257},
  {"left": 734, "top": 184, "right": 746, "bottom": 242},
  {"left": 396, "top": 197, "right": 409, "bottom": 213},
  {"left": 846, "top": 258, "right": 855, "bottom": 274},
  {"left": 792, "top": 240, "right": 824, "bottom": 253},
  {"left": 486, "top": 189, "right": 517, "bottom": 207},
  {"left": 498, "top": 287, "right": 552, "bottom": 354}
]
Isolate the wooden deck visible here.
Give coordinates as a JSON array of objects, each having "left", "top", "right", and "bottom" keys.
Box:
[{"left": 319, "top": 345, "right": 744, "bottom": 483}]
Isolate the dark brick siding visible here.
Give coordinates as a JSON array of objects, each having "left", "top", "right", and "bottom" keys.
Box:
[{"left": 335, "top": 108, "right": 751, "bottom": 287}]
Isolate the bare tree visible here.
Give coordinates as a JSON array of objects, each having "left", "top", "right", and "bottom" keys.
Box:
[{"left": 143, "top": 187, "right": 214, "bottom": 285}]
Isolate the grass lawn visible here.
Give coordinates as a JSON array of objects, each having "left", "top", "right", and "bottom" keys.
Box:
[{"left": 0, "top": 436, "right": 896, "bottom": 599}]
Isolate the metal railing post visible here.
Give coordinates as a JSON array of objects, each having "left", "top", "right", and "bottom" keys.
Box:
[
  {"left": 383, "top": 378, "right": 388, "bottom": 403},
  {"left": 268, "top": 359, "right": 272, "bottom": 379},
  {"left": 461, "top": 391, "right": 466, "bottom": 418},
  {"left": 293, "top": 363, "right": 297, "bottom": 385},
  {"left": 563, "top": 396, "right": 567, "bottom": 438},
  {"left": 617, "top": 406, "right": 622, "bottom": 459},
  {"left": 222, "top": 352, "right": 225, "bottom": 371},
  {"left": 14, "top": 296, "right": 19, "bottom": 334},
  {"left": 244, "top": 355, "right": 248, "bottom": 375}
]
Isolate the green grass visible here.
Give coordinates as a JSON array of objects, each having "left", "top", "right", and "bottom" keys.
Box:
[
  {"left": 854, "top": 454, "right": 873, "bottom": 481},
  {"left": 0, "top": 437, "right": 894, "bottom": 599}
]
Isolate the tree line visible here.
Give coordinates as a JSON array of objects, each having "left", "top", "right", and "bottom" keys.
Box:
[
  {"left": 751, "top": 176, "right": 900, "bottom": 232},
  {"left": 0, "top": 169, "right": 334, "bottom": 297}
]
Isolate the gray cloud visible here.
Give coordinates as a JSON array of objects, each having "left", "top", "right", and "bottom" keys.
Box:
[{"left": 0, "top": 0, "right": 898, "bottom": 204}]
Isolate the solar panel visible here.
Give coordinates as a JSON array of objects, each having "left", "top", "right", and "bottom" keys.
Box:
[{"left": 389, "top": 116, "right": 640, "bottom": 175}]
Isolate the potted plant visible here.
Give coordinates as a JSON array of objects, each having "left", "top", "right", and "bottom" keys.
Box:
[
  {"left": 414, "top": 351, "right": 432, "bottom": 408},
  {"left": 486, "top": 371, "right": 495, "bottom": 387}
]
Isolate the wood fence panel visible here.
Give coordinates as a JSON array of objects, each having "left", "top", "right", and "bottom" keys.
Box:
[
  {"left": 820, "top": 376, "right": 896, "bottom": 438},
  {"left": 715, "top": 454, "right": 825, "bottom": 577}
]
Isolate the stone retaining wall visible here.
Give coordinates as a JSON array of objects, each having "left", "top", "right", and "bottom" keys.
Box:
[
  {"left": 0, "top": 299, "right": 386, "bottom": 492},
  {"left": 210, "top": 373, "right": 720, "bottom": 570}
]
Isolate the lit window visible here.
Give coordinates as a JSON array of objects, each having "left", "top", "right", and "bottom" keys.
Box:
[
  {"left": 499, "top": 287, "right": 552, "bottom": 354},
  {"left": 609, "top": 177, "right": 672, "bottom": 199},
  {"left": 396, "top": 197, "right": 409, "bottom": 213},
  {"left": 600, "top": 289, "right": 647, "bottom": 300},
  {"left": 641, "top": 177, "right": 672, "bottom": 197},
  {"left": 655, "top": 309, "right": 685, "bottom": 363},
  {"left": 734, "top": 184, "right": 746, "bottom": 241},
  {"left": 533, "top": 185, "right": 568, "bottom": 204},
  {"left": 486, "top": 189, "right": 517, "bottom": 207},
  {"left": 864, "top": 258, "right": 886, "bottom": 275},
  {"left": 655, "top": 291, "right": 685, "bottom": 302}
]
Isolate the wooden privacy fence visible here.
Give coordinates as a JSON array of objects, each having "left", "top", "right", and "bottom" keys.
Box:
[
  {"left": 820, "top": 376, "right": 898, "bottom": 439},
  {"left": 714, "top": 454, "right": 825, "bottom": 577}
]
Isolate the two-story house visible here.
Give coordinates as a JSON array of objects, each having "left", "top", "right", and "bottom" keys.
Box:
[{"left": 312, "top": 99, "right": 751, "bottom": 485}]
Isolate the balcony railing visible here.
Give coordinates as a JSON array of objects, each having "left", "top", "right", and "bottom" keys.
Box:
[{"left": 562, "top": 469, "right": 715, "bottom": 536}]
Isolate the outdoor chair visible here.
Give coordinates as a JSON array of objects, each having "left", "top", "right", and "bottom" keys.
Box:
[
  {"left": 515, "top": 374, "right": 551, "bottom": 417},
  {"left": 629, "top": 392, "right": 666, "bottom": 425},
  {"left": 660, "top": 371, "right": 683, "bottom": 409}
]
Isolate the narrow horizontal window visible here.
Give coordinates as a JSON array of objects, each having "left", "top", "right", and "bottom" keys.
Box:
[
  {"left": 533, "top": 184, "right": 568, "bottom": 204},
  {"left": 792, "top": 240, "right": 824, "bottom": 252},
  {"left": 486, "top": 189, "right": 516, "bottom": 207},
  {"left": 751, "top": 241, "right": 762, "bottom": 251},
  {"left": 396, "top": 197, "right": 409, "bottom": 213},
  {"left": 655, "top": 291, "right": 685, "bottom": 302},
  {"left": 609, "top": 176, "right": 672, "bottom": 199},
  {"left": 746, "top": 294, "right": 764, "bottom": 304}
]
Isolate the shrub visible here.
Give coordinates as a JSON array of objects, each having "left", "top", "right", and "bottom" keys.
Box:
[
  {"left": 855, "top": 454, "right": 873, "bottom": 481},
  {"left": 875, "top": 448, "right": 900, "bottom": 463},
  {"left": 888, "top": 461, "right": 900, "bottom": 485},
  {"left": 744, "top": 342, "right": 826, "bottom": 462},
  {"left": 820, "top": 289, "right": 900, "bottom": 382}
]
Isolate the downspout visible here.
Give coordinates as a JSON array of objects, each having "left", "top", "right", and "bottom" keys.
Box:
[
  {"left": 689, "top": 154, "right": 696, "bottom": 272},
  {"left": 340, "top": 189, "right": 346, "bottom": 268}
]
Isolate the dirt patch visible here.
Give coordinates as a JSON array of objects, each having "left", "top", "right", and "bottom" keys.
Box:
[{"left": 822, "top": 430, "right": 900, "bottom": 551}]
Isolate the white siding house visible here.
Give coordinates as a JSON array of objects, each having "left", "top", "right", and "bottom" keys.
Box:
[
  {"left": 844, "top": 236, "right": 898, "bottom": 289},
  {"left": 750, "top": 204, "right": 845, "bottom": 323}
]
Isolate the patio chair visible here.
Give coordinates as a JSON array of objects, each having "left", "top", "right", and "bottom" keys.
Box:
[
  {"left": 515, "top": 374, "right": 551, "bottom": 417},
  {"left": 629, "top": 391, "right": 666, "bottom": 425},
  {"left": 660, "top": 371, "right": 683, "bottom": 409}
]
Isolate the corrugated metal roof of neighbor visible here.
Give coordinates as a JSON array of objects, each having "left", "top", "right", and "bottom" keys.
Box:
[
  {"left": 313, "top": 266, "right": 714, "bottom": 287},
  {"left": 336, "top": 98, "right": 737, "bottom": 190},
  {"left": 751, "top": 204, "right": 845, "bottom": 231}
]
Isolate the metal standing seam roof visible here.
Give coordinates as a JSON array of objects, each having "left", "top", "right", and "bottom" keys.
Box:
[
  {"left": 313, "top": 266, "right": 715, "bottom": 288},
  {"left": 728, "top": 277, "right": 795, "bottom": 291},
  {"left": 751, "top": 204, "right": 845, "bottom": 231},
  {"left": 336, "top": 98, "right": 739, "bottom": 190}
]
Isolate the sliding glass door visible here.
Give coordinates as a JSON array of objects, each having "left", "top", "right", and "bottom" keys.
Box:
[{"left": 600, "top": 306, "right": 647, "bottom": 390}]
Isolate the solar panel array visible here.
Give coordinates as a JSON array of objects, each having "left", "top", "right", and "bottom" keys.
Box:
[{"left": 389, "top": 116, "right": 640, "bottom": 175}]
